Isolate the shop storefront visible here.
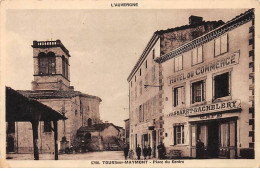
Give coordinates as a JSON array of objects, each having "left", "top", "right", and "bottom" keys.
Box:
[{"left": 189, "top": 116, "right": 238, "bottom": 159}]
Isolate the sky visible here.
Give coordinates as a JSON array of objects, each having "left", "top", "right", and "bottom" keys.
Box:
[{"left": 4, "top": 9, "right": 248, "bottom": 127}]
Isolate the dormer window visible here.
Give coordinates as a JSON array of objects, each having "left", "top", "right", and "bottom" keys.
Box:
[{"left": 38, "top": 52, "right": 56, "bottom": 75}]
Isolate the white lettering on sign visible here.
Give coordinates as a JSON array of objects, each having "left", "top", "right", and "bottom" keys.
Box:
[
  {"left": 166, "top": 100, "right": 241, "bottom": 117},
  {"left": 168, "top": 51, "right": 240, "bottom": 85}
]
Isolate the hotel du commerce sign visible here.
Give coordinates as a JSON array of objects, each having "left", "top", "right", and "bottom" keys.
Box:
[
  {"left": 167, "top": 50, "right": 240, "bottom": 85},
  {"left": 166, "top": 99, "right": 241, "bottom": 117}
]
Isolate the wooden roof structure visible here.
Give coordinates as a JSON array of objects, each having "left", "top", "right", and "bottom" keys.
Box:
[
  {"left": 6, "top": 86, "right": 66, "bottom": 160},
  {"left": 6, "top": 86, "right": 66, "bottom": 122}
]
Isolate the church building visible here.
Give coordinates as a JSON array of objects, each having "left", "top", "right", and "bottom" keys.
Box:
[{"left": 6, "top": 40, "right": 102, "bottom": 154}]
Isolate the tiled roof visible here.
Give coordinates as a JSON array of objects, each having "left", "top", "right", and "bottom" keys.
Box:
[
  {"left": 127, "top": 19, "right": 224, "bottom": 82},
  {"left": 17, "top": 90, "right": 102, "bottom": 102},
  {"left": 155, "top": 20, "right": 224, "bottom": 35},
  {"left": 155, "top": 8, "right": 254, "bottom": 63}
]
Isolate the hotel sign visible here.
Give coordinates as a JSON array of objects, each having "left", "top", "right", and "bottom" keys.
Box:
[
  {"left": 166, "top": 100, "right": 241, "bottom": 117},
  {"left": 168, "top": 51, "right": 240, "bottom": 85}
]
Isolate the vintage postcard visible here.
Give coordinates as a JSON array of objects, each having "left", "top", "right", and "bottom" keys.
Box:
[{"left": 0, "top": 0, "right": 259, "bottom": 168}]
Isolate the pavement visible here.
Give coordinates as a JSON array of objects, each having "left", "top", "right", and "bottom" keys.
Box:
[{"left": 6, "top": 151, "right": 126, "bottom": 160}]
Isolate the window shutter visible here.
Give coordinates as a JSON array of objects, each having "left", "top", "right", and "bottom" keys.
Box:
[
  {"left": 198, "top": 46, "right": 203, "bottom": 63},
  {"left": 215, "top": 38, "right": 221, "bottom": 56},
  {"left": 192, "top": 49, "right": 197, "bottom": 65},
  {"left": 179, "top": 56, "right": 183, "bottom": 70},
  {"left": 174, "top": 126, "right": 177, "bottom": 145},
  {"left": 221, "top": 34, "right": 228, "bottom": 54},
  {"left": 181, "top": 87, "right": 185, "bottom": 106},
  {"left": 184, "top": 124, "right": 188, "bottom": 145}
]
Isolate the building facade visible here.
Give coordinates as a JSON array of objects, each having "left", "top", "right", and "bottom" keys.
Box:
[
  {"left": 124, "top": 118, "right": 130, "bottom": 144},
  {"left": 6, "top": 40, "right": 102, "bottom": 154},
  {"left": 76, "top": 122, "right": 124, "bottom": 151},
  {"left": 127, "top": 16, "right": 224, "bottom": 157},
  {"left": 155, "top": 9, "right": 255, "bottom": 159}
]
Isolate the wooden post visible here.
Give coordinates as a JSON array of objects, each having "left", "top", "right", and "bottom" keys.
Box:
[
  {"left": 31, "top": 120, "right": 39, "bottom": 160},
  {"left": 53, "top": 120, "right": 58, "bottom": 160}
]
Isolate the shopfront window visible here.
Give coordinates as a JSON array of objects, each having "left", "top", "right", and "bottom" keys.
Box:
[
  {"left": 214, "top": 72, "right": 230, "bottom": 99},
  {"left": 191, "top": 80, "right": 205, "bottom": 104},
  {"left": 173, "top": 86, "right": 185, "bottom": 107},
  {"left": 174, "top": 125, "right": 184, "bottom": 145}
]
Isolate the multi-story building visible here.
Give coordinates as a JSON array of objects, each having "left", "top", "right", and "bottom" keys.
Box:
[
  {"left": 6, "top": 40, "right": 102, "bottom": 154},
  {"left": 127, "top": 16, "right": 224, "bottom": 157},
  {"left": 155, "top": 9, "right": 255, "bottom": 159}
]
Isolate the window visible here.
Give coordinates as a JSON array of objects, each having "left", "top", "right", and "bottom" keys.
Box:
[
  {"left": 173, "top": 86, "right": 185, "bottom": 107},
  {"left": 131, "top": 81, "right": 132, "bottom": 87},
  {"left": 62, "top": 56, "right": 69, "bottom": 79},
  {"left": 174, "top": 55, "right": 183, "bottom": 72},
  {"left": 145, "top": 74, "right": 148, "bottom": 86},
  {"left": 192, "top": 46, "right": 203, "bottom": 65},
  {"left": 135, "top": 87, "right": 137, "bottom": 98},
  {"left": 153, "top": 49, "right": 155, "bottom": 59},
  {"left": 139, "top": 105, "right": 143, "bottom": 122},
  {"left": 139, "top": 81, "right": 142, "bottom": 95},
  {"left": 192, "top": 80, "right": 205, "bottom": 104},
  {"left": 44, "top": 121, "right": 52, "bottom": 132},
  {"left": 215, "top": 34, "right": 228, "bottom": 56},
  {"left": 80, "top": 100, "right": 83, "bottom": 116},
  {"left": 140, "top": 69, "right": 142, "bottom": 76},
  {"left": 152, "top": 65, "right": 156, "bottom": 81},
  {"left": 214, "top": 72, "right": 230, "bottom": 99},
  {"left": 174, "top": 125, "right": 184, "bottom": 145},
  {"left": 153, "top": 96, "right": 156, "bottom": 115},
  {"left": 145, "top": 60, "right": 148, "bottom": 68},
  {"left": 135, "top": 75, "right": 136, "bottom": 82},
  {"left": 38, "top": 52, "right": 56, "bottom": 75},
  {"left": 75, "top": 109, "right": 78, "bottom": 115},
  {"left": 7, "top": 122, "right": 15, "bottom": 133}
]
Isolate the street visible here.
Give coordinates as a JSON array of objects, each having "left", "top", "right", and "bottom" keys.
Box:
[{"left": 6, "top": 151, "right": 126, "bottom": 160}]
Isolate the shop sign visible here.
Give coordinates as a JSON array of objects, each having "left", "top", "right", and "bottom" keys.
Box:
[
  {"left": 199, "top": 113, "right": 222, "bottom": 120},
  {"left": 168, "top": 51, "right": 240, "bottom": 85},
  {"left": 166, "top": 99, "right": 241, "bottom": 117}
]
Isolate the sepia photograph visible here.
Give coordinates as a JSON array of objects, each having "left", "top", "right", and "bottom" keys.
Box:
[{"left": 0, "top": 0, "right": 259, "bottom": 168}]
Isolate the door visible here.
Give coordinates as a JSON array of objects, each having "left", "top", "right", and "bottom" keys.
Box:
[
  {"left": 219, "top": 121, "right": 237, "bottom": 158},
  {"left": 207, "top": 121, "right": 219, "bottom": 158},
  {"left": 7, "top": 136, "right": 15, "bottom": 153}
]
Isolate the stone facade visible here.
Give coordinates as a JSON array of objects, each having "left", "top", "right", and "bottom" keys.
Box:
[
  {"left": 127, "top": 15, "right": 223, "bottom": 158},
  {"left": 155, "top": 9, "right": 254, "bottom": 159}
]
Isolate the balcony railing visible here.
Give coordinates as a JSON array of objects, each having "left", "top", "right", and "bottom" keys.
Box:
[{"left": 32, "top": 40, "right": 70, "bottom": 57}]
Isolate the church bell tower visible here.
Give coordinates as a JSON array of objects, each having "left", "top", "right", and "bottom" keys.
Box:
[{"left": 31, "top": 40, "right": 72, "bottom": 91}]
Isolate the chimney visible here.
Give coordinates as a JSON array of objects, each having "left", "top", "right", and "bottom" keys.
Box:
[{"left": 189, "top": 15, "right": 203, "bottom": 25}]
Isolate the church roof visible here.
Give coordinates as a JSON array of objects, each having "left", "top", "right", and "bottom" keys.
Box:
[
  {"left": 17, "top": 90, "right": 102, "bottom": 102},
  {"left": 77, "top": 123, "right": 121, "bottom": 133}
]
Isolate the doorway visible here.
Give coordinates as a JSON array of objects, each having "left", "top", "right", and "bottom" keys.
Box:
[
  {"left": 152, "top": 130, "right": 156, "bottom": 157},
  {"left": 207, "top": 121, "right": 219, "bottom": 158}
]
